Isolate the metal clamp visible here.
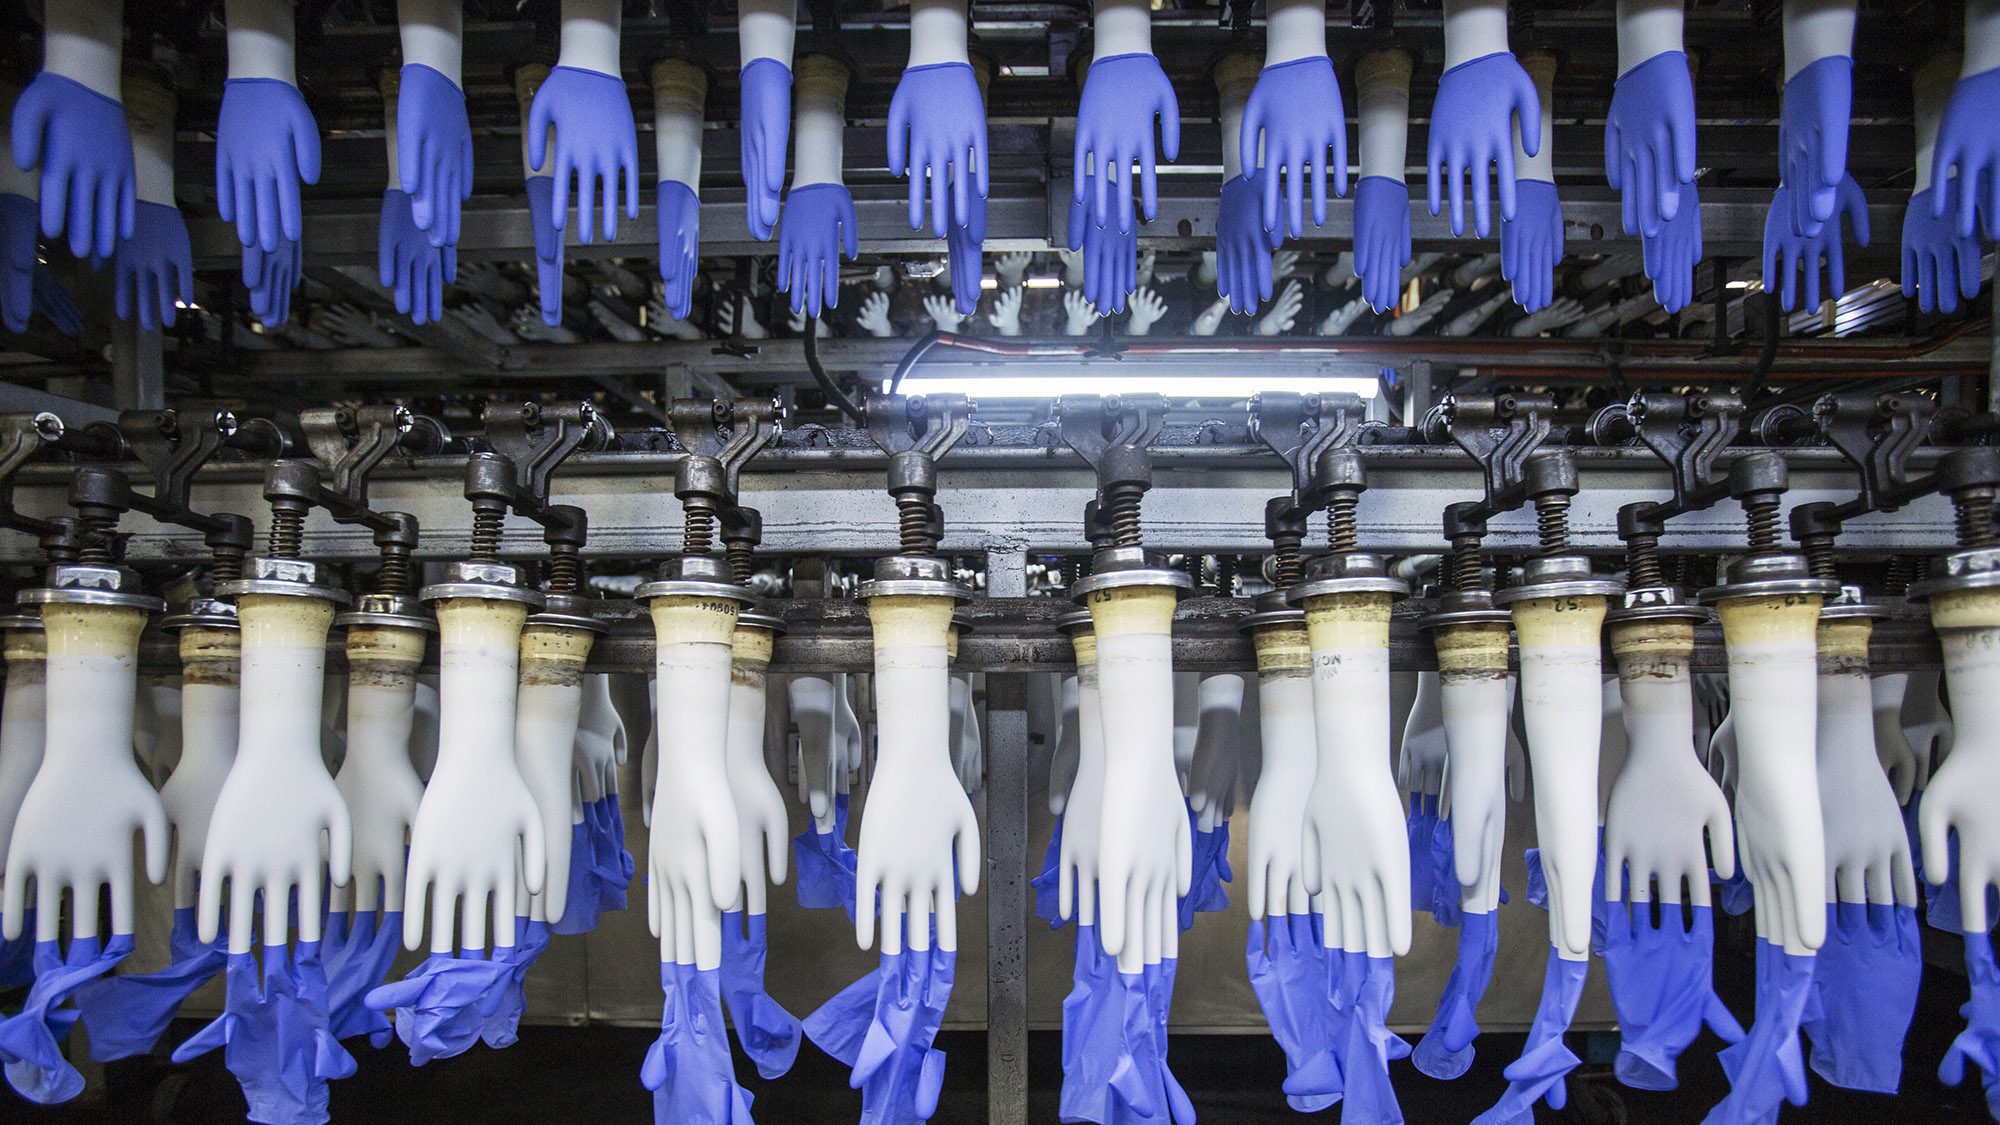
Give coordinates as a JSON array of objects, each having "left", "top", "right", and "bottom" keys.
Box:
[
  {"left": 866, "top": 392, "right": 972, "bottom": 557},
  {"left": 1630, "top": 391, "right": 1743, "bottom": 521},
  {"left": 667, "top": 397, "right": 778, "bottom": 504},
  {"left": 484, "top": 401, "right": 612, "bottom": 524},
  {"left": 1250, "top": 390, "right": 1367, "bottom": 511},
  {"left": 0, "top": 412, "right": 63, "bottom": 535},
  {"left": 301, "top": 404, "right": 447, "bottom": 515},
  {"left": 1429, "top": 392, "right": 1554, "bottom": 523}
]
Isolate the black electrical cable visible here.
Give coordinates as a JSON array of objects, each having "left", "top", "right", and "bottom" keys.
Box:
[
  {"left": 803, "top": 317, "right": 865, "bottom": 423},
  {"left": 887, "top": 331, "right": 941, "bottom": 395}
]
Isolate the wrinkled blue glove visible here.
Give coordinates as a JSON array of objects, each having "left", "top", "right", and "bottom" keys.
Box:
[
  {"left": 1032, "top": 816, "right": 1065, "bottom": 927},
  {"left": 1942, "top": 929, "right": 2000, "bottom": 1119},
  {"left": 1426, "top": 804, "right": 1461, "bottom": 927},
  {"left": 1603, "top": 900, "right": 1743, "bottom": 1091},
  {"left": 1066, "top": 193, "right": 1136, "bottom": 316},
  {"left": 887, "top": 62, "right": 988, "bottom": 237},
  {"left": 526, "top": 66, "right": 640, "bottom": 243},
  {"left": 1427, "top": 52, "right": 1541, "bottom": 237},
  {"left": 1333, "top": 951, "right": 1409, "bottom": 1125},
  {"left": 378, "top": 188, "right": 454, "bottom": 326},
  {"left": 1414, "top": 910, "right": 1499, "bottom": 1080},
  {"left": 946, "top": 191, "right": 985, "bottom": 317},
  {"left": 362, "top": 950, "right": 515, "bottom": 1065},
  {"left": 1801, "top": 902, "right": 1919, "bottom": 1094},
  {"left": 0, "top": 934, "right": 134, "bottom": 1103},
  {"left": 644, "top": 961, "right": 755, "bottom": 1125},
  {"left": 1246, "top": 914, "right": 1341, "bottom": 1112},
  {"left": 395, "top": 63, "right": 472, "bottom": 247},
  {"left": 1351, "top": 175, "right": 1412, "bottom": 313},
  {"left": 803, "top": 925, "right": 955, "bottom": 1125},
  {"left": 1525, "top": 844, "right": 1608, "bottom": 954},
  {"left": 1241, "top": 55, "right": 1349, "bottom": 238},
  {"left": 1931, "top": 66, "right": 2000, "bottom": 240},
  {"left": 11, "top": 72, "right": 135, "bottom": 260},
  {"left": 1178, "top": 801, "right": 1230, "bottom": 931},
  {"left": 555, "top": 795, "right": 635, "bottom": 935},
  {"left": 525, "top": 175, "right": 566, "bottom": 328},
  {"left": 1643, "top": 180, "right": 1704, "bottom": 314},
  {"left": 1128, "top": 958, "right": 1197, "bottom": 1125},
  {"left": 214, "top": 77, "right": 321, "bottom": 253},
  {"left": 73, "top": 908, "right": 226, "bottom": 1062},
  {"left": 0, "top": 922, "right": 33, "bottom": 988},
  {"left": 243, "top": 236, "right": 303, "bottom": 328},
  {"left": 480, "top": 919, "right": 553, "bottom": 1050},
  {"left": 112, "top": 199, "right": 194, "bottom": 331},
  {"left": 556, "top": 817, "right": 600, "bottom": 933},
  {"left": 1500, "top": 179, "right": 1563, "bottom": 313},
  {"left": 171, "top": 942, "right": 356, "bottom": 1125},
  {"left": 1703, "top": 940, "right": 1813, "bottom": 1125},
  {"left": 739, "top": 58, "right": 792, "bottom": 241},
  {"left": 1778, "top": 55, "right": 1853, "bottom": 237},
  {"left": 1903, "top": 185, "right": 1983, "bottom": 315},
  {"left": 1, "top": 192, "right": 78, "bottom": 335},
  {"left": 1073, "top": 53, "right": 1180, "bottom": 234},
  {"left": 321, "top": 909, "right": 401, "bottom": 1047},
  {"left": 1471, "top": 949, "right": 1589, "bottom": 1125},
  {"left": 1924, "top": 830, "right": 2000, "bottom": 935},
  {"left": 1605, "top": 51, "right": 1698, "bottom": 237},
  {"left": 657, "top": 180, "right": 701, "bottom": 321},
  {"left": 1059, "top": 921, "right": 1121, "bottom": 1120},
  {"left": 720, "top": 910, "right": 801, "bottom": 1079},
  {"left": 794, "top": 792, "right": 859, "bottom": 919},
  {"left": 1763, "top": 175, "right": 1869, "bottom": 313},
  {"left": 1407, "top": 793, "right": 1441, "bottom": 919},
  {"left": 1215, "top": 172, "right": 1281, "bottom": 314},
  {"left": 778, "top": 183, "right": 859, "bottom": 319}
]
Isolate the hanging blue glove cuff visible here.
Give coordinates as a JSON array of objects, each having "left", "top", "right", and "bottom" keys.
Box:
[
  {"left": 1777, "top": 54, "right": 1854, "bottom": 238},
  {"left": 1245, "top": 914, "right": 1341, "bottom": 1112},
  {"left": 321, "top": 910, "right": 401, "bottom": 1047},
  {"left": 1942, "top": 929, "right": 2000, "bottom": 1119},
  {"left": 1065, "top": 193, "right": 1137, "bottom": 316},
  {"left": 1120, "top": 959, "right": 1197, "bottom": 1125},
  {"left": 1334, "top": 952, "right": 1410, "bottom": 1125},
  {"left": 1500, "top": 179, "right": 1563, "bottom": 314},
  {"left": 362, "top": 950, "right": 516, "bottom": 1065},
  {"left": 1031, "top": 815, "right": 1066, "bottom": 927},
  {"left": 1642, "top": 180, "right": 1704, "bottom": 314},
  {"left": 73, "top": 907, "right": 226, "bottom": 1062},
  {"left": 1800, "top": 902, "right": 1920, "bottom": 1094},
  {"left": 0, "top": 933, "right": 134, "bottom": 1103},
  {"left": 793, "top": 793, "right": 859, "bottom": 918},
  {"left": 1178, "top": 801, "right": 1230, "bottom": 931},
  {"left": 1414, "top": 909, "right": 1500, "bottom": 1080},
  {"left": 1471, "top": 950, "right": 1588, "bottom": 1125},
  {"left": 720, "top": 910, "right": 801, "bottom": 1079},
  {"left": 480, "top": 919, "right": 554, "bottom": 1050},
  {"left": 807, "top": 930, "right": 955, "bottom": 1125},
  {"left": 1603, "top": 901, "right": 1742, "bottom": 1091},
  {"left": 1058, "top": 921, "right": 1123, "bottom": 1122},
  {"left": 171, "top": 942, "right": 357, "bottom": 1125},
  {"left": 946, "top": 192, "right": 987, "bottom": 317},
  {"left": 1704, "top": 940, "right": 1814, "bottom": 1125},
  {"left": 643, "top": 961, "right": 755, "bottom": 1125},
  {"left": 1604, "top": 50, "right": 1698, "bottom": 237}
]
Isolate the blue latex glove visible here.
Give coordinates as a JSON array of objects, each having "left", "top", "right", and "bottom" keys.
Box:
[
  {"left": 378, "top": 188, "right": 454, "bottom": 326},
  {"left": 1241, "top": 56, "right": 1349, "bottom": 238},
  {"left": 1032, "top": 816, "right": 1065, "bottom": 927},
  {"left": 1778, "top": 55, "right": 1854, "bottom": 237},
  {"left": 946, "top": 191, "right": 985, "bottom": 317},
  {"left": 1525, "top": 844, "right": 1609, "bottom": 954},
  {"left": 1414, "top": 910, "right": 1500, "bottom": 1080},
  {"left": 1801, "top": 902, "right": 1919, "bottom": 1093},
  {"left": 657, "top": 180, "right": 701, "bottom": 322},
  {"left": 1471, "top": 950, "right": 1589, "bottom": 1125},
  {"left": 1408, "top": 793, "right": 1441, "bottom": 918},
  {"left": 556, "top": 796, "right": 636, "bottom": 936},
  {"left": 214, "top": 77, "right": 321, "bottom": 253},
  {"left": 480, "top": 919, "right": 553, "bottom": 1050},
  {"left": 525, "top": 175, "right": 566, "bottom": 327},
  {"left": 1130, "top": 959, "right": 1197, "bottom": 1125},
  {"left": 73, "top": 908, "right": 226, "bottom": 1062},
  {"left": 526, "top": 65, "right": 641, "bottom": 243},
  {"left": 793, "top": 792, "right": 859, "bottom": 918},
  {"left": 557, "top": 819, "right": 600, "bottom": 935},
  {"left": 1703, "top": 940, "right": 1813, "bottom": 1125},
  {"left": 1245, "top": 914, "right": 1341, "bottom": 1112},
  {"left": 112, "top": 199, "right": 194, "bottom": 331},
  {"left": 171, "top": 942, "right": 357, "bottom": 1125},
  {"left": 1763, "top": 175, "right": 1869, "bottom": 313},
  {"left": 1426, "top": 805, "right": 1461, "bottom": 927},
  {"left": 1643, "top": 180, "right": 1704, "bottom": 314},
  {"left": 1215, "top": 172, "right": 1281, "bottom": 314},
  {"left": 1925, "top": 831, "right": 2000, "bottom": 934},
  {"left": 804, "top": 927, "right": 955, "bottom": 1125},
  {"left": 395, "top": 63, "right": 472, "bottom": 247},
  {"left": 0, "top": 192, "right": 79, "bottom": 335},
  {"left": 644, "top": 961, "right": 755, "bottom": 1125},
  {"left": 777, "top": 183, "right": 859, "bottom": 319},
  {"left": 243, "top": 237, "right": 303, "bottom": 328},
  {"left": 1931, "top": 66, "right": 2000, "bottom": 239},
  {"left": 321, "top": 910, "right": 401, "bottom": 1047},
  {"left": 10, "top": 72, "right": 135, "bottom": 260},
  {"left": 1066, "top": 193, "right": 1136, "bottom": 316},
  {"left": 1605, "top": 51, "right": 1698, "bottom": 237},
  {"left": 1603, "top": 900, "right": 1743, "bottom": 1091},
  {"left": 1500, "top": 179, "right": 1563, "bottom": 313},
  {"left": 0, "top": 934, "right": 134, "bottom": 1103},
  {"left": 1178, "top": 801, "right": 1230, "bottom": 931},
  {"left": 738, "top": 58, "right": 792, "bottom": 241},
  {"left": 1903, "top": 185, "right": 1984, "bottom": 315},
  {"left": 1942, "top": 929, "right": 2000, "bottom": 1119},
  {"left": 1058, "top": 921, "right": 1122, "bottom": 1120},
  {"left": 1073, "top": 53, "right": 1180, "bottom": 234},
  {"left": 1333, "top": 952, "right": 1410, "bottom": 1125},
  {"left": 887, "top": 62, "right": 988, "bottom": 237},
  {"left": 362, "top": 951, "right": 515, "bottom": 1065},
  {"left": 1426, "top": 52, "right": 1541, "bottom": 237},
  {"left": 0, "top": 924, "right": 32, "bottom": 988},
  {"left": 1351, "top": 175, "right": 1412, "bottom": 313},
  {"left": 720, "top": 910, "right": 801, "bottom": 1079}
]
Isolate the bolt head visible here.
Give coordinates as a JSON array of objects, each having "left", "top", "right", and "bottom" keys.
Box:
[{"left": 443, "top": 559, "right": 529, "bottom": 587}]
